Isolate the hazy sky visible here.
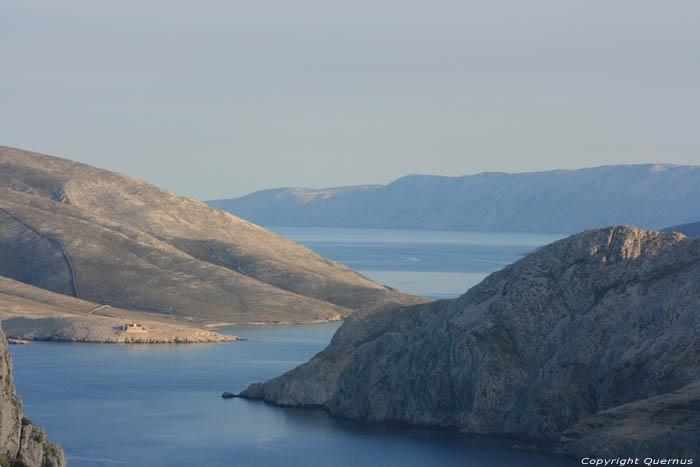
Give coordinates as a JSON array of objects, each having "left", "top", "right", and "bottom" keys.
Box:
[{"left": 2, "top": 1, "right": 699, "bottom": 200}]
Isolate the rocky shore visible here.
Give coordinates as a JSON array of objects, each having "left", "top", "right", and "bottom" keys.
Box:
[
  {"left": 2, "top": 316, "right": 240, "bottom": 344},
  {"left": 237, "top": 226, "right": 700, "bottom": 459},
  {"left": 0, "top": 275, "right": 239, "bottom": 344},
  {"left": 0, "top": 328, "right": 66, "bottom": 467}
]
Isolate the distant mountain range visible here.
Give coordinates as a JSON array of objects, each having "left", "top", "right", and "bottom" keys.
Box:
[
  {"left": 208, "top": 165, "right": 700, "bottom": 233},
  {"left": 0, "top": 146, "right": 421, "bottom": 326},
  {"left": 662, "top": 220, "right": 700, "bottom": 238}
]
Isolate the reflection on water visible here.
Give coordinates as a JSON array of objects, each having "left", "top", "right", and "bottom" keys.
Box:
[{"left": 10, "top": 228, "right": 574, "bottom": 466}]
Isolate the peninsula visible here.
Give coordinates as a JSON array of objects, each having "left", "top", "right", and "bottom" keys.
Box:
[
  {"left": 237, "top": 226, "right": 700, "bottom": 459},
  {"left": 0, "top": 145, "right": 424, "bottom": 341}
]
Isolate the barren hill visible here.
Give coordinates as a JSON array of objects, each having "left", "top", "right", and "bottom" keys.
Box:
[{"left": 0, "top": 146, "right": 422, "bottom": 325}]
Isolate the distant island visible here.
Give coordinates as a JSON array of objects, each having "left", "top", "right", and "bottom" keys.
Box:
[
  {"left": 208, "top": 165, "right": 700, "bottom": 233},
  {"left": 237, "top": 226, "right": 700, "bottom": 459},
  {"left": 0, "top": 145, "right": 423, "bottom": 342}
]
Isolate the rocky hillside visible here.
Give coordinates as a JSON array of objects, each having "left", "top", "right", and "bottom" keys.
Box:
[
  {"left": 0, "top": 146, "right": 422, "bottom": 325},
  {"left": 239, "top": 226, "right": 700, "bottom": 458},
  {"left": 209, "top": 165, "right": 700, "bottom": 233},
  {"left": 0, "top": 327, "right": 66, "bottom": 467}
]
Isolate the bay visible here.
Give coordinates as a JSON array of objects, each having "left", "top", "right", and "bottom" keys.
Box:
[{"left": 10, "top": 227, "right": 574, "bottom": 466}]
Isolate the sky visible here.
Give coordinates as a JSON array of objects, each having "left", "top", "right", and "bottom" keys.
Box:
[{"left": 2, "top": 1, "right": 699, "bottom": 200}]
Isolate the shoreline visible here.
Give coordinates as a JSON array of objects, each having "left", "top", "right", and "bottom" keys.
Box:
[
  {"left": 230, "top": 394, "right": 575, "bottom": 462},
  {"left": 6, "top": 336, "right": 242, "bottom": 345},
  {"left": 1, "top": 309, "right": 350, "bottom": 345},
  {"left": 208, "top": 318, "right": 346, "bottom": 330},
  {"left": 1, "top": 315, "right": 242, "bottom": 344}
]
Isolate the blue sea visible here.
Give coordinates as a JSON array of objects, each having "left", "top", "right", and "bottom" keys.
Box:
[
  {"left": 270, "top": 227, "right": 563, "bottom": 299},
  {"left": 10, "top": 227, "right": 573, "bottom": 467}
]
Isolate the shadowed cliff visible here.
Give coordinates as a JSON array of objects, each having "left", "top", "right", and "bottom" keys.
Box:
[
  {"left": 0, "top": 326, "right": 66, "bottom": 467},
  {"left": 239, "top": 226, "right": 700, "bottom": 458}
]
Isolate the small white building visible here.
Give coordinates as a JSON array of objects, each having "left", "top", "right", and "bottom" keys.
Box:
[{"left": 124, "top": 323, "right": 146, "bottom": 332}]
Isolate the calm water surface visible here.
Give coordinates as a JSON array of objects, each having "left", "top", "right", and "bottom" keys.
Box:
[
  {"left": 268, "top": 226, "right": 564, "bottom": 298},
  {"left": 10, "top": 228, "right": 573, "bottom": 466}
]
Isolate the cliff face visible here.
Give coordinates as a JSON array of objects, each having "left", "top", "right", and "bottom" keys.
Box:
[
  {"left": 209, "top": 165, "right": 700, "bottom": 233},
  {"left": 241, "top": 226, "right": 700, "bottom": 458},
  {"left": 0, "top": 327, "right": 66, "bottom": 467}
]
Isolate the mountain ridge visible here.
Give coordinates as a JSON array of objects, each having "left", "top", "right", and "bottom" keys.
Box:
[{"left": 209, "top": 164, "right": 700, "bottom": 233}]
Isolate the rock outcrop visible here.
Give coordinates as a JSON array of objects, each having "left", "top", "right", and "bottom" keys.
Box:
[
  {"left": 209, "top": 165, "right": 700, "bottom": 233},
  {"left": 239, "top": 226, "right": 700, "bottom": 458},
  {"left": 0, "top": 145, "right": 422, "bottom": 325},
  {"left": 0, "top": 327, "right": 66, "bottom": 467},
  {"left": 557, "top": 380, "right": 700, "bottom": 458}
]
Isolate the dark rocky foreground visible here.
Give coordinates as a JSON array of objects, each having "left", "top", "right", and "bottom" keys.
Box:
[
  {"left": 0, "top": 327, "right": 65, "bottom": 467},
  {"left": 239, "top": 226, "right": 700, "bottom": 459}
]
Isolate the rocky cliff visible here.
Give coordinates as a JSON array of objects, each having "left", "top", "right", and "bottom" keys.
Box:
[
  {"left": 0, "top": 327, "right": 65, "bottom": 467},
  {"left": 209, "top": 165, "right": 700, "bottom": 233},
  {"left": 0, "top": 145, "right": 422, "bottom": 325},
  {"left": 240, "top": 226, "right": 700, "bottom": 458}
]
